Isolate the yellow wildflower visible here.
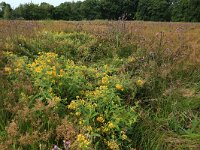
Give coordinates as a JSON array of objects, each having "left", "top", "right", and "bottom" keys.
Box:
[
  {"left": 52, "top": 96, "right": 61, "bottom": 103},
  {"left": 102, "top": 127, "right": 109, "bottom": 133},
  {"left": 86, "top": 126, "right": 92, "bottom": 132},
  {"left": 52, "top": 71, "right": 57, "bottom": 77},
  {"left": 80, "top": 99, "right": 85, "bottom": 105},
  {"left": 115, "top": 84, "right": 124, "bottom": 91},
  {"left": 77, "top": 134, "right": 90, "bottom": 148},
  {"left": 77, "top": 134, "right": 86, "bottom": 141},
  {"left": 108, "top": 122, "right": 115, "bottom": 129},
  {"left": 79, "top": 120, "right": 83, "bottom": 125},
  {"left": 46, "top": 71, "right": 53, "bottom": 75},
  {"left": 102, "top": 76, "right": 109, "bottom": 84},
  {"left": 75, "top": 112, "right": 81, "bottom": 116},
  {"left": 30, "top": 62, "right": 36, "bottom": 67},
  {"left": 107, "top": 141, "right": 119, "bottom": 150},
  {"left": 34, "top": 67, "right": 42, "bottom": 73},
  {"left": 4, "top": 67, "right": 11, "bottom": 73},
  {"left": 58, "top": 69, "right": 64, "bottom": 77},
  {"left": 96, "top": 116, "right": 105, "bottom": 123},
  {"left": 136, "top": 79, "right": 145, "bottom": 87},
  {"left": 68, "top": 101, "right": 77, "bottom": 110},
  {"left": 122, "top": 134, "right": 127, "bottom": 140},
  {"left": 93, "top": 90, "right": 101, "bottom": 96}
]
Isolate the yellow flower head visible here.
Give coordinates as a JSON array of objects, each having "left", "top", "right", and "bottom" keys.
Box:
[
  {"left": 115, "top": 84, "right": 124, "bottom": 91},
  {"left": 68, "top": 101, "right": 78, "bottom": 110},
  {"left": 77, "top": 134, "right": 90, "bottom": 148},
  {"left": 34, "top": 67, "right": 42, "bottom": 73},
  {"left": 102, "top": 126, "right": 109, "bottom": 133},
  {"left": 59, "top": 69, "right": 64, "bottom": 77},
  {"left": 136, "top": 79, "right": 145, "bottom": 87},
  {"left": 96, "top": 116, "right": 105, "bottom": 123},
  {"left": 102, "top": 76, "right": 109, "bottom": 84},
  {"left": 108, "top": 122, "right": 115, "bottom": 129},
  {"left": 77, "top": 134, "right": 86, "bottom": 142},
  {"left": 79, "top": 120, "right": 83, "bottom": 125},
  {"left": 47, "top": 71, "right": 53, "bottom": 75},
  {"left": 75, "top": 112, "right": 81, "bottom": 116},
  {"left": 4, "top": 67, "right": 11, "bottom": 73},
  {"left": 52, "top": 96, "right": 61, "bottom": 103},
  {"left": 107, "top": 141, "right": 119, "bottom": 150},
  {"left": 86, "top": 126, "right": 92, "bottom": 132},
  {"left": 122, "top": 134, "right": 127, "bottom": 140}
]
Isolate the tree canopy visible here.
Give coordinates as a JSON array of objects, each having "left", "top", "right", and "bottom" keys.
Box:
[{"left": 0, "top": 0, "right": 199, "bottom": 22}]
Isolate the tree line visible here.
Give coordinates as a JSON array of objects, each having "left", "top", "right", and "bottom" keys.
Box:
[{"left": 0, "top": 0, "right": 199, "bottom": 22}]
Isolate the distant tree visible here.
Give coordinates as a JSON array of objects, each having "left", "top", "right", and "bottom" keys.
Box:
[
  {"left": 136, "top": 0, "right": 171, "bottom": 21},
  {"left": 121, "top": 0, "right": 139, "bottom": 20},
  {"left": 81, "top": 0, "right": 101, "bottom": 20},
  {"left": 0, "top": 2, "right": 12, "bottom": 19},
  {"left": 13, "top": 3, "right": 39, "bottom": 20},
  {"left": 70, "top": 1, "right": 83, "bottom": 20},
  {"left": 53, "top": 2, "right": 72, "bottom": 20},
  {"left": 171, "top": 0, "right": 200, "bottom": 22},
  {"left": 13, "top": 3, "right": 54, "bottom": 20},
  {"left": 53, "top": 2, "right": 83, "bottom": 20},
  {"left": 3, "top": 5, "right": 12, "bottom": 19},
  {"left": 189, "top": 0, "right": 200, "bottom": 22},
  {"left": 98, "top": 0, "right": 139, "bottom": 20},
  {"left": 99, "top": 0, "right": 121, "bottom": 20},
  {"left": 39, "top": 2, "right": 54, "bottom": 19},
  {"left": 3, "top": 0, "right": 199, "bottom": 22},
  {"left": 0, "top": 2, "right": 6, "bottom": 18}
]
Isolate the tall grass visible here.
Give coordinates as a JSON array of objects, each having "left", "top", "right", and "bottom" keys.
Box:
[{"left": 0, "top": 20, "right": 200, "bottom": 149}]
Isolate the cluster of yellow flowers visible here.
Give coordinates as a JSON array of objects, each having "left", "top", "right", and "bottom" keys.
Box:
[
  {"left": 102, "top": 126, "right": 109, "bottom": 133},
  {"left": 76, "top": 134, "right": 90, "bottom": 148},
  {"left": 29, "top": 52, "right": 59, "bottom": 75},
  {"left": 96, "top": 116, "right": 105, "bottom": 123},
  {"left": 52, "top": 96, "right": 61, "bottom": 103},
  {"left": 122, "top": 134, "right": 127, "bottom": 140},
  {"left": 107, "top": 140, "right": 119, "bottom": 150},
  {"left": 115, "top": 84, "right": 124, "bottom": 91},
  {"left": 102, "top": 76, "right": 109, "bottom": 84},
  {"left": 4, "top": 53, "right": 27, "bottom": 74},
  {"left": 68, "top": 101, "right": 78, "bottom": 110},
  {"left": 86, "top": 126, "right": 92, "bottom": 132}
]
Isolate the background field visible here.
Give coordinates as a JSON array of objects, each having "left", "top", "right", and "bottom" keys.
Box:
[{"left": 0, "top": 21, "right": 200, "bottom": 150}]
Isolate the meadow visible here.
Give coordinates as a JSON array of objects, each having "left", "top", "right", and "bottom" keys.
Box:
[{"left": 0, "top": 20, "right": 200, "bottom": 150}]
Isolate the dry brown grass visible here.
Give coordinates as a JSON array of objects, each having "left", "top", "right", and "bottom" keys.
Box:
[
  {"left": 0, "top": 20, "right": 199, "bottom": 55},
  {"left": 1, "top": 20, "right": 199, "bottom": 81}
]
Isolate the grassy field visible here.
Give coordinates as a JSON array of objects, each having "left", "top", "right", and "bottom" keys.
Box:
[{"left": 0, "top": 20, "right": 200, "bottom": 150}]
